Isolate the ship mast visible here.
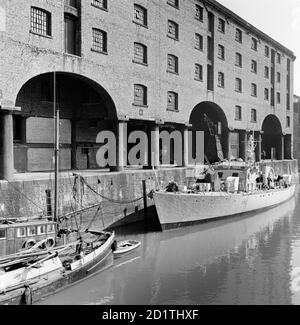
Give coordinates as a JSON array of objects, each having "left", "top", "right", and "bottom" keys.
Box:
[{"left": 53, "top": 71, "right": 59, "bottom": 224}]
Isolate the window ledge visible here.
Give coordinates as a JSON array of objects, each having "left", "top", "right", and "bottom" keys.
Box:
[
  {"left": 194, "top": 47, "right": 203, "bottom": 52},
  {"left": 167, "top": 3, "right": 179, "bottom": 9},
  {"left": 91, "top": 48, "right": 108, "bottom": 55},
  {"left": 167, "top": 70, "right": 179, "bottom": 75},
  {"left": 167, "top": 34, "right": 179, "bottom": 41},
  {"left": 132, "top": 103, "right": 148, "bottom": 108},
  {"left": 133, "top": 20, "right": 148, "bottom": 29},
  {"left": 194, "top": 78, "right": 203, "bottom": 82},
  {"left": 167, "top": 108, "right": 179, "bottom": 112},
  {"left": 29, "top": 30, "right": 52, "bottom": 39},
  {"left": 132, "top": 60, "right": 148, "bottom": 66},
  {"left": 195, "top": 17, "right": 203, "bottom": 22},
  {"left": 91, "top": 3, "right": 108, "bottom": 11}
]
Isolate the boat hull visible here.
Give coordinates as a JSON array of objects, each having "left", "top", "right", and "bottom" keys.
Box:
[
  {"left": 154, "top": 185, "right": 297, "bottom": 230},
  {"left": 0, "top": 233, "right": 115, "bottom": 305}
]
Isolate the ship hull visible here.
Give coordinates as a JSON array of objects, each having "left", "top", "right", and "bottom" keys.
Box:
[{"left": 154, "top": 185, "right": 297, "bottom": 230}]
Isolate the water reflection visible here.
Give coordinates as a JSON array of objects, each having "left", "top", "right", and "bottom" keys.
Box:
[{"left": 39, "top": 194, "right": 299, "bottom": 305}]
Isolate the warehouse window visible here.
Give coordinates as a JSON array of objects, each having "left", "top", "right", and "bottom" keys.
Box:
[
  {"left": 277, "top": 92, "right": 281, "bottom": 104},
  {"left": 167, "top": 92, "right": 178, "bottom": 111},
  {"left": 195, "top": 33, "right": 203, "bottom": 51},
  {"left": 251, "top": 109, "right": 257, "bottom": 123},
  {"left": 195, "top": 4, "right": 203, "bottom": 21},
  {"left": 92, "top": 28, "right": 107, "bottom": 53},
  {"left": 235, "top": 53, "right": 242, "bottom": 67},
  {"left": 167, "top": 54, "right": 178, "bottom": 74},
  {"left": 134, "top": 84, "right": 147, "bottom": 106},
  {"left": 92, "top": 0, "right": 108, "bottom": 10},
  {"left": 251, "top": 83, "right": 257, "bottom": 97},
  {"left": 264, "top": 88, "right": 269, "bottom": 101},
  {"left": 134, "top": 4, "right": 147, "bottom": 27},
  {"left": 218, "top": 72, "right": 225, "bottom": 88},
  {"left": 251, "top": 60, "right": 257, "bottom": 73},
  {"left": 265, "top": 45, "right": 269, "bottom": 57},
  {"left": 167, "top": 20, "right": 179, "bottom": 40},
  {"left": 235, "top": 106, "right": 242, "bottom": 121},
  {"left": 251, "top": 38, "right": 258, "bottom": 51},
  {"left": 235, "top": 28, "right": 242, "bottom": 43},
  {"left": 277, "top": 72, "right": 281, "bottom": 83},
  {"left": 195, "top": 64, "right": 203, "bottom": 81},
  {"left": 287, "top": 116, "right": 290, "bottom": 127},
  {"left": 218, "top": 18, "right": 225, "bottom": 33},
  {"left": 264, "top": 66, "right": 269, "bottom": 79},
  {"left": 30, "top": 7, "right": 51, "bottom": 36},
  {"left": 218, "top": 44, "right": 225, "bottom": 60},
  {"left": 235, "top": 78, "right": 242, "bottom": 93},
  {"left": 277, "top": 53, "right": 281, "bottom": 64},
  {"left": 134, "top": 43, "right": 147, "bottom": 64}
]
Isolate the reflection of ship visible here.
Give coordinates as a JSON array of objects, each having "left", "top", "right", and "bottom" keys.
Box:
[
  {"left": 154, "top": 135, "right": 296, "bottom": 230},
  {"left": 38, "top": 196, "right": 297, "bottom": 305}
]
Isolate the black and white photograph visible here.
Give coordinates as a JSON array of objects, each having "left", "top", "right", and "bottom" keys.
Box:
[{"left": 0, "top": 0, "right": 300, "bottom": 312}]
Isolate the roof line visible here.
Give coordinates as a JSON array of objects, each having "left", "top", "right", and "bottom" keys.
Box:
[{"left": 204, "top": 0, "right": 296, "bottom": 60}]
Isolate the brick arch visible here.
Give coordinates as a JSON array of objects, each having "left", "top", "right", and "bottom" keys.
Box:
[
  {"left": 189, "top": 101, "right": 228, "bottom": 163},
  {"left": 261, "top": 114, "right": 283, "bottom": 160},
  {"left": 15, "top": 71, "right": 117, "bottom": 119}
]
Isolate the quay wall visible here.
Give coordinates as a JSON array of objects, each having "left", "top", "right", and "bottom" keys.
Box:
[{"left": 0, "top": 160, "right": 298, "bottom": 230}]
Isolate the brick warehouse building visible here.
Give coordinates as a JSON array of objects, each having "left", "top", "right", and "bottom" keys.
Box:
[
  {"left": 0, "top": 0, "right": 296, "bottom": 181},
  {"left": 294, "top": 95, "right": 300, "bottom": 166}
]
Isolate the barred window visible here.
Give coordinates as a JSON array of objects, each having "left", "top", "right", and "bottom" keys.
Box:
[
  {"left": 264, "top": 66, "right": 269, "bottom": 79},
  {"left": 134, "top": 4, "right": 147, "bottom": 26},
  {"left": 167, "top": 54, "right": 178, "bottom": 74},
  {"left": 92, "top": 0, "right": 108, "bottom": 10},
  {"left": 167, "top": 0, "right": 179, "bottom": 9},
  {"left": 235, "top": 28, "right": 242, "bottom": 43},
  {"left": 30, "top": 7, "right": 51, "bottom": 36},
  {"left": 235, "top": 53, "right": 242, "bottom": 67},
  {"left": 264, "top": 88, "right": 269, "bottom": 101},
  {"left": 218, "top": 72, "right": 225, "bottom": 88},
  {"left": 235, "top": 106, "right": 242, "bottom": 121},
  {"left": 195, "top": 64, "right": 203, "bottom": 81},
  {"left": 195, "top": 5, "right": 203, "bottom": 21},
  {"left": 92, "top": 28, "right": 107, "bottom": 53},
  {"left": 195, "top": 33, "right": 203, "bottom": 51},
  {"left": 167, "top": 92, "right": 178, "bottom": 111},
  {"left": 167, "top": 20, "right": 179, "bottom": 40},
  {"left": 251, "top": 83, "right": 257, "bottom": 97},
  {"left": 218, "top": 44, "right": 225, "bottom": 60},
  {"left": 218, "top": 18, "right": 225, "bottom": 33},
  {"left": 251, "top": 38, "right": 258, "bottom": 51},
  {"left": 235, "top": 78, "right": 242, "bottom": 92},
  {"left": 265, "top": 45, "right": 269, "bottom": 57},
  {"left": 277, "top": 92, "right": 281, "bottom": 103},
  {"left": 277, "top": 72, "right": 281, "bottom": 83},
  {"left": 251, "top": 60, "right": 257, "bottom": 73},
  {"left": 134, "top": 43, "right": 147, "bottom": 64},
  {"left": 134, "top": 84, "right": 147, "bottom": 106},
  {"left": 277, "top": 53, "right": 281, "bottom": 64},
  {"left": 251, "top": 109, "right": 257, "bottom": 123}
]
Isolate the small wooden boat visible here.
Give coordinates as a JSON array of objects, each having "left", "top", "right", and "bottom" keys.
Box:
[
  {"left": 0, "top": 230, "right": 115, "bottom": 305},
  {"left": 113, "top": 240, "right": 141, "bottom": 257}
]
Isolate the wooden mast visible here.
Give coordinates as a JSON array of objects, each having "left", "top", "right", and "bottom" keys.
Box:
[{"left": 54, "top": 71, "right": 59, "bottom": 224}]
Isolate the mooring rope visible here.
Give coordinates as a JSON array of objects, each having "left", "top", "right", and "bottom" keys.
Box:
[{"left": 77, "top": 175, "right": 151, "bottom": 205}]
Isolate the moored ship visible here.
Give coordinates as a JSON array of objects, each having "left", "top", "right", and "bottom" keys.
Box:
[{"left": 154, "top": 135, "right": 297, "bottom": 230}]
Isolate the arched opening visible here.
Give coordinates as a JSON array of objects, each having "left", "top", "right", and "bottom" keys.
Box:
[
  {"left": 14, "top": 72, "right": 117, "bottom": 172},
  {"left": 262, "top": 115, "right": 283, "bottom": 160},
  {"left": 189, "top": 102, "right": 228, "bottom": 163}
]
